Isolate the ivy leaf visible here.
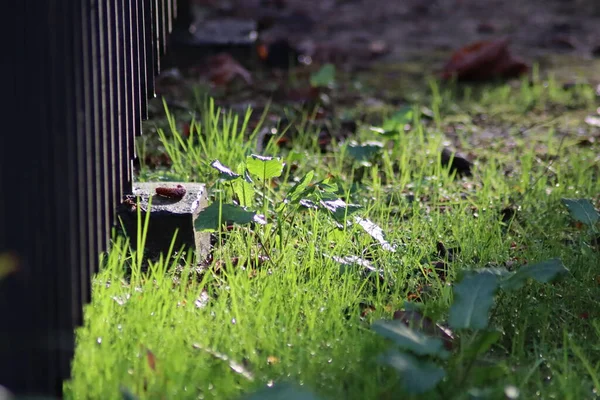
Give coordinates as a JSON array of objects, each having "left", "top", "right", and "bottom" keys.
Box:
[
  {"left": 246, "top": 155, "right": 284, "bottom": 180},
  {"left": 285, "top": 171, "right": 315, "bottom": 203},
  {"left": 378, "top": 350, "right": 445, "bottom": 394},
  {"left": 243, "top": 383, "right": 322, "bottom": 400},
  {"left": 310, "top": 63, "right": 335, "bottom": 88},
  {"left": 354, "top": 217, "right": 396, "bottom": 252},
  {"left": 372, "top": 320, "right": 449, "bottom": 359},
  {"left": 500, "top": 258, "right": 569, "bottom": 291},
  {"left": 449, "top": 270, "right": 500, "bottom": 330},
  {"left": 561, "top": 198, "right": 600, "bottom": 226},
  {"left": 195, "top": 202, "right": 266, "bottom": 231},
  {"left": 210, "top": 159, "right": 240, "bottom": 181}
]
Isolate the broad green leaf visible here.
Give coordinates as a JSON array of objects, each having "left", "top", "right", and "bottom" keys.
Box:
[
  {"left": 299, "top": 199, "right": 318, "bottom": 209},
  {"left": 461, "top": 330, "right": 502, "bottom": 360},
  {"left": 383, "top": 106, "right": 414, "bottom": 130},
  {"left": 246, "top": 154, "right": 284, "bottom": 180},
  {"left": 346, "top": 141, "right": 384, "bottom": 164},
  {"left": 210, "top": 159, "right": 240, "bottom": 181},
  {"left": 378, "top": 350, "right": 445, "bottom": 394},
  {"left": 195, "top": 202, "right": 266, "bottom": 231},
  {"left": 371, "top": 106, "right": 415, "bottom": 137},
  {"left": 561, "top": 198, "right": 600, "bottom": 226},
  {"left": 285, "top": 171, "right": 315, "bottom": 202},
  {"left": 501, "top": 258, "right": 569, "bottom": 291},
  {"left": 319, "top": 199, "right": 362, "bottom": 222},
  {"left": 314, "top": 177, "right": 339, "bottom": 194},
  {"left": 354, "top": 217, "right": 396, "bottom": 252},
  {"left": 232, "top": 178, "right": 255, "bottom": 208},
  {"left": 449, "top": 270, "right": 500, "bottom": 330},
  {"left": 372, "top": 320, "right": 449, "bottom": 359},
  {"left": 310, "top": 63, "right": 335, "bottom": 88},
  {"left": 369, "top": 126, "right": 398, "bottom": 137},
  {"left": 243, "top": 383, "right": 322, "bottom": 400}
]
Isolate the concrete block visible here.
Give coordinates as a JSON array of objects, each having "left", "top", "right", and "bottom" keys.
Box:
[{"left": 117, "top": 182, "right": 210, "bottom": 261}]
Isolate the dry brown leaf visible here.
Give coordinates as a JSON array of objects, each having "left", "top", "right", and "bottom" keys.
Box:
[
  {"left": 207, "top": 53, "right": 252, "bottom": 86},
  {"left": 441, "top": 38, "right": 529, "bottom": 81}
]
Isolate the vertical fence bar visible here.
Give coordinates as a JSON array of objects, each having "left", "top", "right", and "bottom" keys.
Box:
[
  {"left": 130, "top": 0, "right": 143, "bottom": 137},
  {"left": 146, "top": 0, "right": 156, "bottom": 99},
  {"left": 0, "top": 0, "right": 178, "bottom": 395},
  {"left": 125, "top": 0, "right": 135, "bottom": 183},
  {"left": 136, "top": 0, "right": 149, "bottom": 120}
]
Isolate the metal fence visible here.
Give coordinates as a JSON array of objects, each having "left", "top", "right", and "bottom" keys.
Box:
[{"left": 0, "top": 0, "right": 179, "bottom": 395}]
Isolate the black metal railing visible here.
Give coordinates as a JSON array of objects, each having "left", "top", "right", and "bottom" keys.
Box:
[{"left": 0, "top": 0, "right": 179, "bottom": 395}]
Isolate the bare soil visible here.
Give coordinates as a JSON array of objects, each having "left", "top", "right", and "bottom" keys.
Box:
[{"left": 197, "top": 0, "right": 600, "bottom": 69}]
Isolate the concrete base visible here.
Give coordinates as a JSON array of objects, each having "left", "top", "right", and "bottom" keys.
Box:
[{"left": 117, "top": 182, "right": 210, "bottom": 261}]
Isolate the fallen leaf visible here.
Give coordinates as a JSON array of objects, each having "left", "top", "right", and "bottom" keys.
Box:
[
  {"left": 284, "top": 86, "right": 321, "bottom": 104},
  {"left": 431, "top": 261, "right": 448, "bottom": 281},
  {"left": 441, "top": 148, "right": 473, "bottom": 177},
  {"left": 360, "top": 303, "right": 377, "bottom": 318},
  {"left": 192, "top": 343, "right": 254, "bottom": 381},
  {"left": 393, "top": 310, "right": 455, "bottom": 350},
  {"left": 585, "top": 115, "right": 600, "bottom": 128},
  {"left": 369, "top": 39, "right": 389, "bottom": 57},
  {"left": 146, "top": 348, "right": 157, "bottom": 371},
  {"left": 207, "top": 53, "right": 252, "bottom": 86},
  {"left": 258, "top": 38, "right": 300, "bottom": 69},
  {"left": 476, "top": 22, "right": 496, "bottom": 34},
  {"left": 441, "top": 38, "right": 529, "bottom": 81},
  {"left": 155, "top": 184, "right": 186, "bottom": 199},
  {"left": 354, "top": 216, "right": 396, "bottom": 252},
  {"left": 549, "top": 34, "right": 576, "bottom": 50},
  {"left": 195, "top": 291, "right": 210, "bottom": 309},
  {"left": 436, "top": 241, "right": 461, "bottom": 261}
]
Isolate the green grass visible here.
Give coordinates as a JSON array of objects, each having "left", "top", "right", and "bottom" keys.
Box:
[{"left": 66, "top": 74, "right": 600, "bottom": 399}]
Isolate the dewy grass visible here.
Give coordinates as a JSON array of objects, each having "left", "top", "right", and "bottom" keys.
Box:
[{"left": 66, "top": 78, "right": 600, "bottom": 399}]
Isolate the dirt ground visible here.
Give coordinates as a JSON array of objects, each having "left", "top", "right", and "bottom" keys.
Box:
[{"left": 186, "top": 0, "right": 600, "bottom": 69}]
